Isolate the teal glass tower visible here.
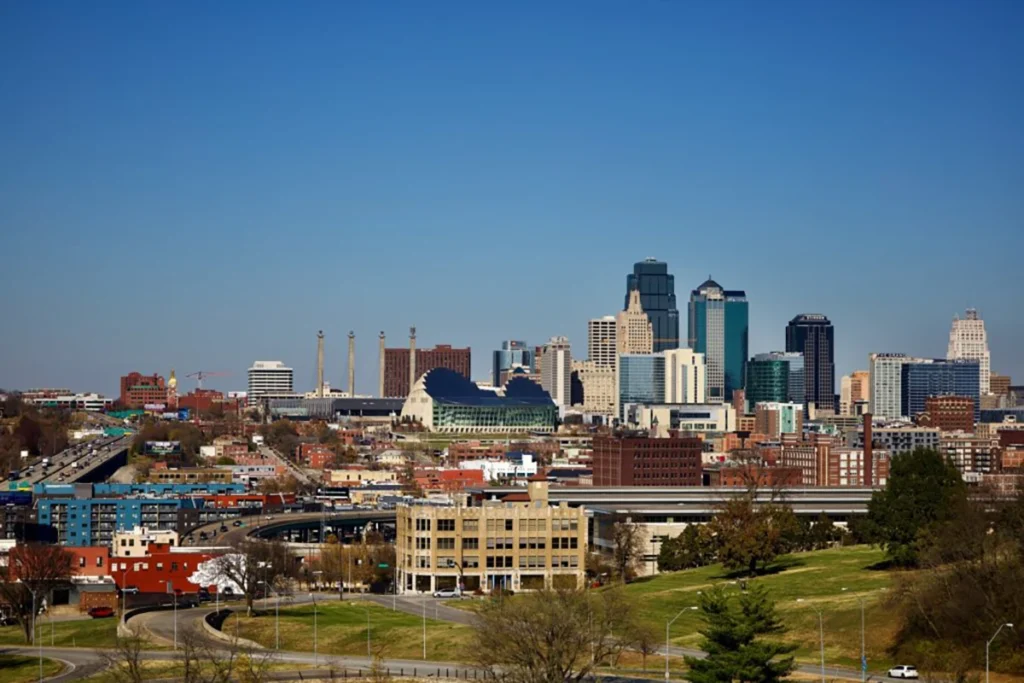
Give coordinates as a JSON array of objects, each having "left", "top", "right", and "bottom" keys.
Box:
[{"left": 687, "top": 278, "right": 748, "bottom": 402}]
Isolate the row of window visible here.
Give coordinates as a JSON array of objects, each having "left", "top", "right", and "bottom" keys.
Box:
[{"left": 411, "top": 517, "right": 580, "bottom": 533}]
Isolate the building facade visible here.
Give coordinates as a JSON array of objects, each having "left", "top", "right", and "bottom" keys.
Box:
[
  {"left": 592, "top": 434, "right": 703, "bottom": 486},
  {"left": 901, "top": 359, "right": 980, "bottom": 419},
  {"left": 625, "top": 258, "right": 679, "bottom": 352},
  {"left": 947, "top": 308, "right": 991, "bottom": 395},
  {"left": 785, "top": 314, "right": 835, "bottom": 413},
  {"left": 754, "top": 402, "right": 804, "bottom": 438},
  {"left": 917, "top": 395, "right": 976, "bottom": 433},
  {"left": 587, "top": 316, "right": 618, "bottom": 368},
  {"left": 119, "top": 372, "right": 168, "bottom": 408},
  {"left": 688, "top": 278, "right": 748, "bottom": 402},
  {"left": 492, "top": 340, "right": 534, "bottom": 387},
  {"left": 839, "top": 370, "right": 870, "bottom": 416},
  {"left": 869, "top": 353, "right": 913, "bottom": 420},
  {"left": 848, "top": 425, "right": 941, "bottom": 454},
  {"left": 540, "top": 337, "right": 572, "bottom": 408},
  {"left": 617, "top": 289, "right": 655, "bottom": 355},
  {"left": 247, "top": 361, "right": 294, "bottom": 400},
  {"left": 570, "top": 360, "right": 616, "bottom": 416},
  {"left": 746, "top": 352, "right": 804, "bottom": 407},
  {"left": 617, "top": 354, "right": 666, "bottom": 419},
  {"left": 663, "top": 348, "right": 707, "bottom": 404},
  {"left": 636, "top": 403, "right": 736, "bottom": 433},
  {"left": 384, "top": 345, "right": 472, "bottom": 399},
  {"left": 37, "top": 498, "right": 182, "bottom": 547},
  {"left": 395, "top": 481, "right": 586, "bottom": 594}
]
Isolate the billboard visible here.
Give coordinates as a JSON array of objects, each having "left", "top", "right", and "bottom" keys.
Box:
[
  {"left": 144, "top": 403, "right": 167, "bottom": 412},
  {"left": 144, "top": 441, "right": 182, "bottom": 456}
]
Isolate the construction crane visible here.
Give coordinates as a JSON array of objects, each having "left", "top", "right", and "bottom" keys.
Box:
[{"left": 185, "top": 370, "right": 229, "bottom": 390}]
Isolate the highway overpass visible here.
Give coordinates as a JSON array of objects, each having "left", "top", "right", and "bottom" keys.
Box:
[{"left": 191, "top": 510, "right": 397, "bottom": 546}]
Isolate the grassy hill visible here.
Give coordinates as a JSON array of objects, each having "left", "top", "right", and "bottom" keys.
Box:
[{"left": 626, "top": 545, "right": 898, "bottom": 671}]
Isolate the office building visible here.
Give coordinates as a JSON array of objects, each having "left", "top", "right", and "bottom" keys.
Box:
[
  {"left": 540, "top": 337, "right": 572, "bottom": 407},
  {"left": 663, "top": 348, "right": 706, "bottom": 404},
  {"left": 916, "top": 395, "right": 975, "bottom": 433},
  {"left": 990, "top": 374, "right": 1011, "bottom": 397},
  {"left": 617, "top": 354, "right": 666, "bottom": 419},
  {"left": 384, "top": 344, "right": 471, "bottom": 399},
  {"left": 869, "top": 353, "right": 914, "bottom": 420},
  {"left": 947, "top": 308, "right": 991, "bottom": 395},
  {"left": 688, "top": 278, "right": 748, "bottom": 402},
  {"left": 840, "top": 371, "right": 870, "bottom": 416},
  {"left": 635, "top": 403, "right": 736, "bottom": 433},
  {"left": 587, "top": 316, "right": 618, "bottom": 368},
  {"left": 591, "top": 434, "right": 703, "bottom": 486},
  {"left": 786, "top": 314, "right": 835, "bottom": 413},
  {"left": 625, "top": 258, "right": 679, "bottom": 352},
  {"left": 23, "top": 392, "right": 113, "bottom": 412},
  {"left": 400, "top": 368, "right": 557, "bottom": 433},
  {"left": 247, "top": 361, "right": 294, "bottom": 400},
  {"left": 492, "top": 341, "right": 534, "bottom": 387},
  {"left": 571, "top": 360, "right": 616, "bottom": 416},
  {"left": 746, "top": 352, "right": 804, "bottom": 407},
  {"left": 395, "top": 480, "right": 586, "bottom": 594},
  {"left": 119, "top": 372, "right": 168, "bottom": 408},
  {"left": 617, "top": 289, "right": 654, "bottom": 355},
  {"left": 754, "top": 402, "right": 804, "bottom": 438},
  {"left": 901, "top": 359, "right": 980, "bottom": 419},
  {"left": 848, "top": 425, "right": 941, "bottom": 455}
]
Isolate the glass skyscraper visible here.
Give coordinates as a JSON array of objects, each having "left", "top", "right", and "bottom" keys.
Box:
[
  {"left": 491, "top": 340, "right": 533, "bottom": 387},
  {"left": 625, "top": 258, "right": 679, "bottom": 352},
  {"left": 746, "top": 352, "right": 804, "bottom": 406},
  {"left": 785, "top": 314, "right": 835, "bottom": 413},
  {"left": 687, "top": 278, "right": 748, "bottom": 402},
  {"left": 617, "top": 354, "right": 666, "bottom": 420},
  {"left": 901, "top": 359, "right": 981, "bottom": 419}
]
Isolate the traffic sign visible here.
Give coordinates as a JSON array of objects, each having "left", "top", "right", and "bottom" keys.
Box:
[{"left": 378, "top": 563, "right": 390, "bottom": 569}]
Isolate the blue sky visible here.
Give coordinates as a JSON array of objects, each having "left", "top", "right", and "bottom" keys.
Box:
[{"left": 2, "top": 0, "right": 1022, "bottom": 396}]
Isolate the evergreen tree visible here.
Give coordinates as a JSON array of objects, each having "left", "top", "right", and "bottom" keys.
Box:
[{"left": 684, "top": 586, "right": 796, "bottom": 683}]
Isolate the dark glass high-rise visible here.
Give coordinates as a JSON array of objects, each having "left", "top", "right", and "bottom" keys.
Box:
[
  {"left": 625, "top": 258, "right": 679, "bottom": 352},
  {"left": 785, "top": 314, "right": 835, "bottom": 412}
]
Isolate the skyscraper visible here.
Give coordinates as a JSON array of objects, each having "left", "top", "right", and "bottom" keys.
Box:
[
  {"left": 746, "top": 352, "right": 805, "bottom": 406},
  {"left": 625, "top": 258, "right": 679, "bottom": 351},
  {"left": 839, "top": 370, "right": 870, "bottom": 415},
  {"left": 540, "top": 336, "right": 572, "bottom": 408},
  {"left": 617, "top": 289, "right": 654, "bottom": 355},
  {"left": 947, "top": 308, "right": 991, "bottom": 395},
  {"left": 616, "top": 353, "right": 666, "bottom": 420},
  {"left": 785, "top": 314, "right": 835, "bottom": 413},
  {"left": 587, "top": 316, "right": 618, "bottom": 368},
  {"left": 687, "top": 278, "right": 748, "bottom": 402},
  {"left": 383, "top": 344, "right": 471, "bottom": 398},
  {"left": 869, "top": 353, "right": 913, "bottom": 420},
  {"left": 663, "top": 348, "right": 707, "bottom": 404},
  {"left": 901, "top": 359, "right": 981, "bottom": 419},
  {"left": 492, "top": 340, "right": 534, "bottom": 387}
]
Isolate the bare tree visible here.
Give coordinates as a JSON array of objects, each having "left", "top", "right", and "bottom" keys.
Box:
[
  {"left": 205, "top": 539, "right": 292, "bottom": 615},
  {"left": 474, "top": 586, "right": 643, "bottom": 683},
  {"left": 611, "top": 520, "right": 645, "bottom": 583},
  {"left": 0, "top": 543, "right": 74, "bottom": 643},
  {"left": 100, "top": 624, "right": 149, "bottom": 683}
]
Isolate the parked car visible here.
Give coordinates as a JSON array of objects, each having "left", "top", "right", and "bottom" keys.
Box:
[
  {"left": 0, "top": 615, "right": 18, "bottom": 626},
  {"left": 432, "top": 588, "right": 462, "bottom": 598},
  {"left": 120, "top": 586, "right": 140, "bottom": 595},
  {"left": 232, "top": 520, "right": 244, "bottom": 527},
  {"left": 888, "top": 666, "right": 919, "bottom": 679},
  {"left": 88, "top": 606, "right": 115, "bottom": 619}
]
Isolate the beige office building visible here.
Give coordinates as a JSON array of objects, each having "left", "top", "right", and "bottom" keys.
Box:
[
  {"left": 395, "top": 481, "right": 587, "bottom": 594},
  {"left": 572, "top": 360, "right": 616, "bottom": 416},
  {"left": 617, "top": 290, "right": 653, "bottom": 355},
  {"left": 588, "top": 316, "right": 618, "bottom": 369}
]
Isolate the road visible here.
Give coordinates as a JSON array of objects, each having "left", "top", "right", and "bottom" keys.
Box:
[
  {"left": 258, "top": 445, "right": 313, "bottom": 486},
  {"left": 189, "top": 509, "right": 396, "bottom": 547},
  {"left": 19, "top": 434, "right": 131, "bottom": 485}
]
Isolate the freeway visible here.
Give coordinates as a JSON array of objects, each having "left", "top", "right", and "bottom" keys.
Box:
[
  {"left": 190, "top": 509, "right": 397, "bottom": 547},
  {"left": 257, "top": 444, "right": 314, "bottom": 486},
  {"left": 17, "top": 434, "right": 131, "bottom": 485}
]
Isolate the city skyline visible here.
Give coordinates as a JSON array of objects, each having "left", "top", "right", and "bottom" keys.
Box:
[{"left": 2, "top": 2, "right": 1022, "bottom": 395}]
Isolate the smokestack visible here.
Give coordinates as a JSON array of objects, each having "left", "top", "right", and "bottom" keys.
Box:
[
  {"left": 409, "top": 326, "right": 417, "bottom": 394},
  {"left": 347, "top": 331, "right": 356, "bottom": 396},
  {"left": 863, "top": 412, "right": 873, "bottom": 487},
  {"left": 378, "top": 331, "right": 386, "bottom": 397},
  {"left": 317, "top": 330, "right": 325, "bottom": 397}
]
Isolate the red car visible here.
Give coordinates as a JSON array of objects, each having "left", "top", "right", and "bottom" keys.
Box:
[{"left": 88, "top": 606, "right": 115, "bottom": 619}]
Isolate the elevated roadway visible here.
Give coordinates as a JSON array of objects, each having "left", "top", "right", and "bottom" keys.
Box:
[
  {"left": 19, "top": 435, "right": 131, "bottom": 485},
  {"left": 191, "top": 510, "right": 396, "bottom": 547}
]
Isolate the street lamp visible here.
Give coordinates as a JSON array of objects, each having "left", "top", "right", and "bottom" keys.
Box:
[
  {"left": 120, "top": 564, "right": 135, "bottom": 624},
  {"left": 986, "top": 623, "right": 1014, "bottom": 683},
  {"left": 796, "top": 599, "right": 825, "bottom": 683},
  {"left": 259, "top": 580, "right": 280, "bottom": 650},
  {"left": 664, "top": 604, "right": 700, "bottom": 681},
  {"left": 842, "top": 587, "right": 868, "bottom": 682},
  {"left": 363, "top": 604, "right": 372, "bottom": 657},
  {"left": 422, "top": 593, "right": 427, "bottom": 660},
  {"left": 311, "top": 570, "right": 323, "bottom": 667}
]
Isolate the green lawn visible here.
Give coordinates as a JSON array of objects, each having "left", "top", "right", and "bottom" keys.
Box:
[
  {"left": 223, "top": 599, "right": 473, "bottom": 661},
  {"left": 626, "top": 545, "right": 899, "bottom": 671},
  {"left": 0, "top": 654, "right": 65, "bottom": 683},
  {"left": 0, "top": 616, "right": 118, "bottom": 648}
]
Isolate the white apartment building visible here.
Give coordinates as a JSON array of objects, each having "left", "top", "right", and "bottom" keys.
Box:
[
  {"left": 540, "top": 337, "right": 572, "bottom": 407},
  {"left": 571, "top": 360, "right": 616, "bottom": 416},
  {"left": 587, "top": 316, "right": 618, "bottom": 368},
  {"left": 663, "top": 348, "right": 707, "bottom": 404},
  {"left": 869, "top": 353, "right": 912, "bottom": 420},
  {"left": 23, "top": 393, "right": 113, "bottom": 412},
  {"left": 247, "top": 361, "right": 294, "bottom": 399},
  {"left": 948, "top": 308, "right": 991, "bottom": 395},
  {"left": 617, "top": 289, "right": 654, "bottom": 355},
  {"left": 113, "top": 526, "right": 179, "bottom": 558}
]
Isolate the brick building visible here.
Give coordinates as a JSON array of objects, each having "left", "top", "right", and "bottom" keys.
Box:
[
  {"left": 591, "top": 434, "right": 702, "bottom": 486},
  {"left": 298, "top": 443, "right": 336, "bottom": 469},
  {"left": 776, "top": 433, "right": 835, "bottom": 485},
  {"left": 916, "top": 395, "right": 975, "bottom": 433},
  {"left": 383, "top": 344, "right": 471, "bottom": 398},
  {"left": 447, "top": 441, "right": 511, "bottom": 465},
  {"left": 177, "top": 389, "right": 242, "bottom": 415},
  {"left": 940, "top": 434, "right": 997, "bottom": 474},
  {"left": 826, "top": 448, "right": 890, "bottom": 486},
  {"left": 119, "top": 372, "right": 168, "bottom": 408},
  {"left": 705, "top": 463, "right": 802, "bottom": 487}
]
